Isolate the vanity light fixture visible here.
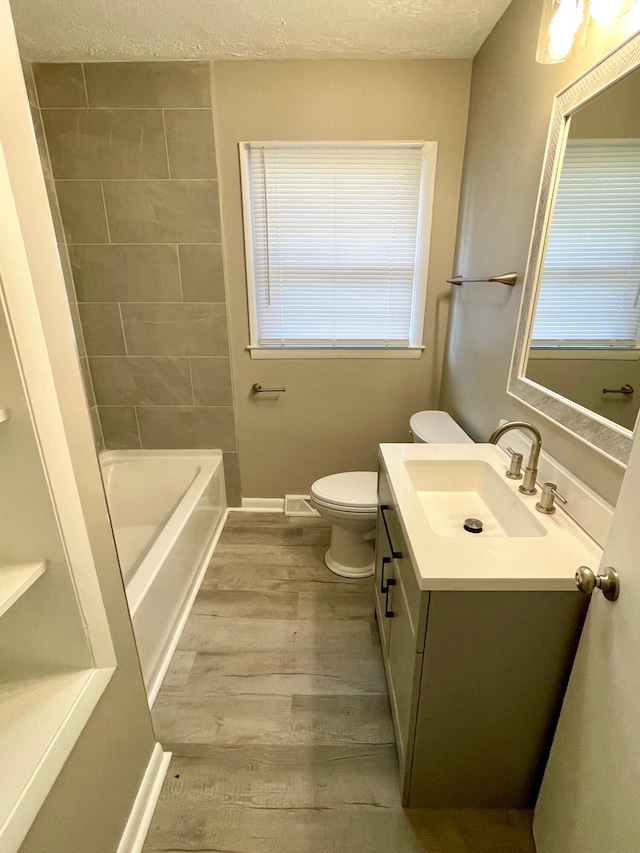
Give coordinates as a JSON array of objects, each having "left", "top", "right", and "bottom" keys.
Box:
[{"left": 536, "top": 0, "right": 589, "bottom": 63}]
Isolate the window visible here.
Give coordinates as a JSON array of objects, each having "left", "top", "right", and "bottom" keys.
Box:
[
  {"left": 532, "top": 139, "right": 640, "bottom": 349},
  {"left": 239, "top": 142, "right": 437, "bottom": 358}
]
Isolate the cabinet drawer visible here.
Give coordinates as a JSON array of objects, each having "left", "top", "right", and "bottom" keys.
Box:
[{"left": 378, "top": 472, "right": 406, "bottom": 562}]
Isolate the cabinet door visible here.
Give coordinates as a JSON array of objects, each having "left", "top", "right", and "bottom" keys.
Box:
[{"left": 386, "top": 570, "right": 423, "bottom": 783}]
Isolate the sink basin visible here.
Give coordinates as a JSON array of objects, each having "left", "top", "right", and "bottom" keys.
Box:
[
  {"left": 404, "top": 459, "right": 546, "bottom": 538},
  {"left": 378, "top": 442, "right": 603, "bottom": 591}
]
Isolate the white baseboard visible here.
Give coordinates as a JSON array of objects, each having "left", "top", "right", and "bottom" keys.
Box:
[
  {"left": 146, "top": 507, "right": 230, "bottom": 707},
  {"left": 239, "top": 497, "right": 285, "bottom": 511},
  {"left": 117, "top": 743, "right": 171, "bottom": 853}
]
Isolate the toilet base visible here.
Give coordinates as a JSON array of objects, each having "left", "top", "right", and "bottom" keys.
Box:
[
  {"left": 325, "top": 548, "right": 374, "bottom": 579},
  {"left": 323, "top": 517, "right": 375, "bottom": 579}
]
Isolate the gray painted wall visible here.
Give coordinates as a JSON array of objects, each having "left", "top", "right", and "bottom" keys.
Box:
[
  {"left": 439, "top": 0, "right": 635, "bottom": 507},
  {"left": 212, "top": 60, "right": 472, "bottom": 497}
]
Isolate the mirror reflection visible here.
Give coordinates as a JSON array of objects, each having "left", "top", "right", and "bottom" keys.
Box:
[{"left": 525, "top": 67, "right": 640, "bottom": 432}]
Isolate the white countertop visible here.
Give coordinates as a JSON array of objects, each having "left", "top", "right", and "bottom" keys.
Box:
[{"left": 379, "top": 443, "right": 603, "bottom": 593}]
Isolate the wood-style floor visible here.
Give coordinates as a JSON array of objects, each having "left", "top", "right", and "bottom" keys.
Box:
[{"left": 145, "top": 512, "right": 537, "bottom": 852}]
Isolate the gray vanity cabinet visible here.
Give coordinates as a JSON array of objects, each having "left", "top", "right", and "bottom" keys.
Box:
[{"left": 375, "top": 465, "right": 589, "bottom": 808}]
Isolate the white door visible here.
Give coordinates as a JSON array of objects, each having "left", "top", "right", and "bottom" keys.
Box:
[{"left": 534, "top": 433, "right": 640, "bottom": 852}]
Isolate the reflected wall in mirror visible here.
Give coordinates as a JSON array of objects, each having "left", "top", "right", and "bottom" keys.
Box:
[
  {"left": 509, "top": 32, "right": 640, "bottom": 466},
  {"left": 525, "top": 67, "right": 640, "bottom": 432}
]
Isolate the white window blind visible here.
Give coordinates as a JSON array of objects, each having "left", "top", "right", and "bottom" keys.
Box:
[
  {"left": 241, "top": 143, "right": 432, "bottom": 350},
  {"left": 532, "top": 139, "right": 640, "bottom": 347}
]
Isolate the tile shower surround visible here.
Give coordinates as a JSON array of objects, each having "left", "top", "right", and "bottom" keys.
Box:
[
  {"left": 22, "top": 61, "right": 105, "bottom": 449},
  {"left": 31, "top": 61, "right": 241, "bottom": 503}
]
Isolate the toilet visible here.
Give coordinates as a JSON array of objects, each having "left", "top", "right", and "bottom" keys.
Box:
[{"left": 309, "top": 411, "right": 473, "bottom": 578}]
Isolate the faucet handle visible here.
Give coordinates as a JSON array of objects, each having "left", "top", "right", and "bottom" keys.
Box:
[
  {"left": 505, "top": 447, "right": 523, "bottom": 480},
  {"left": 535, "top": 482, "right": 567, "bottom": 514}
]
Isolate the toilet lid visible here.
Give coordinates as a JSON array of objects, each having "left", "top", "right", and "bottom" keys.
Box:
[
  {"left": 311, "top": 471, "right": 378, "bottom": 510},
  {"left": 410, "top": 411, "right": 474, "bottom": 444}
]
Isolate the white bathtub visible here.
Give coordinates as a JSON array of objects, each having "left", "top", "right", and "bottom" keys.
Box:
[{"left": 100, "top": 450, "right": 227, "bottom": 704}]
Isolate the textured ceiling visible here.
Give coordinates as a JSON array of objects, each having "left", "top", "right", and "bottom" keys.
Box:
[{"left": 11, "top": 0, "right": 513, "bottom": 62}]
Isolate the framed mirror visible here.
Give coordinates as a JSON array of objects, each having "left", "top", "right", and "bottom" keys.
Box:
[{"left": 509, "top": 32, "right": 640, "bottom": 466}]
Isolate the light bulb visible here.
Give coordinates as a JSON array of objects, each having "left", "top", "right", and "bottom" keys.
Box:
[
  {"left": 548, "top": 0, "right": 582, "bottom": 59},
  {"left": 590, "top": 0, "right": 625, "bottom": 24},
  {"left": 548, "top": 32, "right": 575, "bottom": 59}
]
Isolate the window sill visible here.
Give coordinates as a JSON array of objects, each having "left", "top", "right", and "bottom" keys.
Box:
[
  {"left": 529, "top": 347, "right": 640, "bottom": 361},
  {"left": 247, "top": 347, "right": 424, "bottom": 360}
]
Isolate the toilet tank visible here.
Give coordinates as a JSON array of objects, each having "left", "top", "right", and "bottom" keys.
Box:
[{"left": 409, "top": 411, "right": 474, "bottom": 444}]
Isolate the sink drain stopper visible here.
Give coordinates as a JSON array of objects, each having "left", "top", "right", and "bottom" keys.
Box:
[{"left": 463, "top": 518, "right": 483, "bottom": 534}]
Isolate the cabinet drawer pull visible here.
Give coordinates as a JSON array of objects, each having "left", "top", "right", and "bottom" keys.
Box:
[
  {"left": 380, "top": 505, "right": 402, "bottom": 558},
  {"left": 385, "top": 578, "right": 396, "bottom": 618},
  {"left": 380, "top": 556, "right": 392, "bottom": 593}
]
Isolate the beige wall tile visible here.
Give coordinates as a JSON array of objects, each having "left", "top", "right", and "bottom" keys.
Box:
[
  {"left": 78, "top": 303, "right": 126, "bottom": 355},
  {"left": 191, "top": 357, "right": 233, "bottom": 405},
  {"left": 56, "top": 180, "right": 110, "bottom": 243},
  {"left": 30, "top": 105, "right": 52, "bottom": 180},
  {"left": 120, "top": 302, "right": 228, "bottom": 356},
  {"left": 99, "top": 405, "right": 141, "bottom": 449},
  {"left": 164, "top": 109, "right": 217, "bottom": 179},
  {"left": 33, "top": 63, "right": 88, "bottom": 107},
  {"left": 178, "top": 244, "right": 225, "bottom": 302},
  {"left": 89, "top": 356, "right": 193, "bottom": 405},
  {"left": 42, "top": 109, "right": 169, "bottom": 180},
  {"left": 70, "top": 244, "right": 181, "bottom": 302},
  {"left": 102, "top": 179, "right": 220, "bottom": 243},
  {"left": 137, "top": 406, "right": 236, "bottom": 450},
  {"left": 84, "top": 62, "right": 211, "bottom": 108},
  {"left": 44, "top": 177, "right": 65, "bottom": 242},
  {"left": 223, "top": 451, "right": 242, "bottom": 505}
]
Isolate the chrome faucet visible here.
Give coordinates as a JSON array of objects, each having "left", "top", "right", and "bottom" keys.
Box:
[{"left": 488, "top": 421, "right": 542, "bottom": 495}]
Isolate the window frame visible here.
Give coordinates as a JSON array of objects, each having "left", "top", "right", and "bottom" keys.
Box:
[{"left": 238, "top": 140, "right": 438, "bottom": 360}]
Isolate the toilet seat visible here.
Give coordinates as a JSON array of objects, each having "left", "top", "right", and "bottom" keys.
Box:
[{"left": 310, "top": 471, "right": 377, "bottom": 512}]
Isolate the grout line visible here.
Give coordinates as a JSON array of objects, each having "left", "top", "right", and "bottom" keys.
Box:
[
  {"left": 39, "top": 106, "right": 212, "bottom": 111},
  {"left": 54, "top": 178, "right": 218, "bottom": 183},
  {"left": 161, "top": 109, "right": 172, "bottom": 179},
  {"left": 65, "top": 241, "right": 222, "bottom": 247},
  {"left": 94, "top": 406, "right": 105, "bottom": 451},
  {"left": 99, "top": 181, "right": 113, "bottom": 242},
  {"left": 118, "top": 303, "right": 129, "bottom": 355},
  {"left": 73, "top": 300, "right": 225, "bottom": 306},
  {"left": 188, "top": 357, "right": 195, "bottom": 406},
  {"left": 84, "top": 354, "right": 229, "bottom": 360},
  {"left": 93, "top": 403, "right": 234, "bottom": 409},
  {"left": 79, "top": 63, "right": 90, "bottom": 107},
  {"left": 175, "top": 244, "right": 185, "bottom": 302},
  {"left": 28, "top": 64, "right": 41, "bottom": 110},
  {"left": 133, "top": 406, "right": 142, "bottom": 448}
]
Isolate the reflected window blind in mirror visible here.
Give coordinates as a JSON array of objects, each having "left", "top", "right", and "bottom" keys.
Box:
[
  {"left": 532, "top": 140, "right": 640, "bottom": 348},
  {"left": 240, "top": 142, "right": 435, "bottom": 351}
]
